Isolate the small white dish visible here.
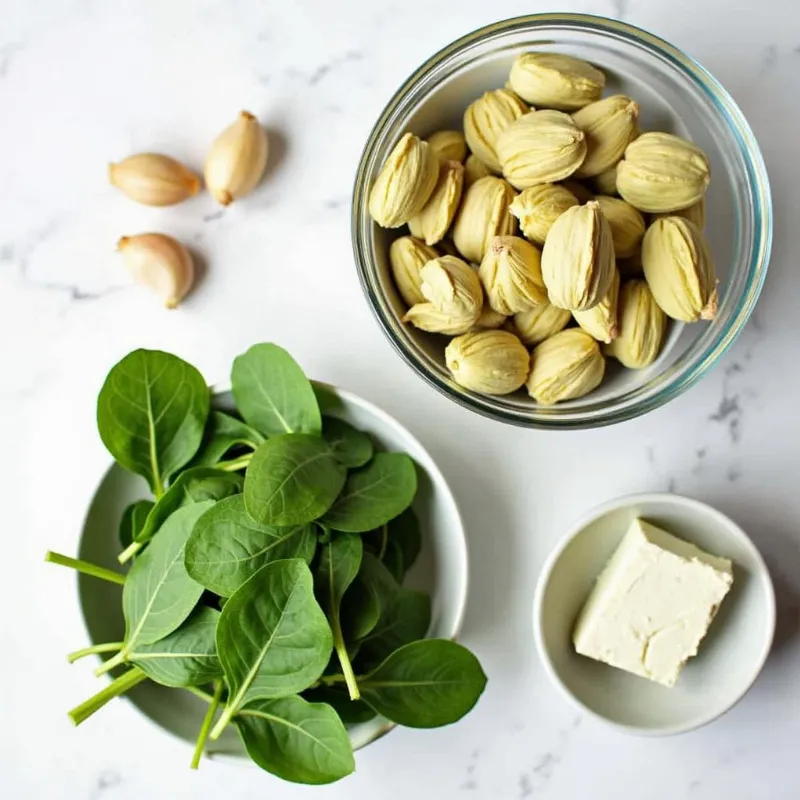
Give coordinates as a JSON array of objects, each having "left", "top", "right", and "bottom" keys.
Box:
[
  {"left": 533, "top": 493, "right": 776, "bottom": 736},
  {"left": 77, "top": 382, "right": 468, "bottom": 756}
]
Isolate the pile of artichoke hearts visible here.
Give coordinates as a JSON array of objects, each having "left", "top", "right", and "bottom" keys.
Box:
[{"left": 369, "top": 52, "right": 717, "bottom": 405}]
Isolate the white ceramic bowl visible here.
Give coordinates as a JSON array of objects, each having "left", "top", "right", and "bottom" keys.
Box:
[
  {"left": 77, "top": 382, "right": 468, "bottom": 757},
  {"left": 533, "top": 493, "right": 775, "bottom": 736}
]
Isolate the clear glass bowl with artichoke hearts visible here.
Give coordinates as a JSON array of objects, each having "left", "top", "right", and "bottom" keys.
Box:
[{"left": 353, "top": 15, "right": 771, "bottom": 428}]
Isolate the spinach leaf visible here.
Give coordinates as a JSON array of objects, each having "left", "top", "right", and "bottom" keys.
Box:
[
  {"left": 316, "top": 532, "right": 363, "bottom": 699},
  {"left": 244, "top": 434, "right": 345, "bottom": 526},
  {"left": 320, "top": 453, "right": 417, "bottom": 533},
  {"left": 129, "top": 606, "right": 222, "bottom": 687},
  {"left": 316, "top": 524, "right": 332, "bottom": 545},
  {"left": 122, "top": 501, "right": 213, "bottom": 650},
  {"left": 388, "top": 507, "right": 422, "bottom": 573},
  {"left": 341, "top": 552, "right": 399, "bottom": 642},
  {"left": 188, "top": 411, "right": 265, "bottom": 468},
  {"left": 120, "top": 467, "right": 243, "bottom": 563},
  {"left": 119, "top": 499, "right": 155, "bottom": 550},
  {"left": 363, "top": 507, "right": 422, "bottom": 577},
  {"left": 381, "top": 540, "right": 404, "bottom": 582},
  {"left": 301, "top": 687, "right": 377, "bottom": 725},
  {"left": 322, "top": 417, "right": 373, "bottom": 468},
  {"left": 231, "top": 343, "right": 321, "bottom": 437},
  {"left": 357, "top": 589, "right": 431, "bottom": 669},
  {"left": 358, "top": 640, "right": 487, "bottom": 728},
  {"left": 212, "top": 559, "right": 332, "bottom": 736},
  {"left": 235, "top": 695, "right": 354, "bottom": 785},
  {"left": 97, "top": 349, "right": 210, "bottom": 495},
  {"left": 185, "top": 495, "right": 316, "bottom": 596},
  {"left": 135, "top": 467, "right": 243, "bottom": 544}
]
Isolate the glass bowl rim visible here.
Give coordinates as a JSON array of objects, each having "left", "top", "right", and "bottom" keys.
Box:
[{"left": 351, "top": 12, "right": 772, "bottom": 430}]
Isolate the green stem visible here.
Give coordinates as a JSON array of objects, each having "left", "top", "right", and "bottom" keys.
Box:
[
  {"left": 317, "top": 673, "right": 349, "bottom": 687},
  {"left": 209, "top": 698, "right": 236, "bottom": 741},
  {"left": 377, "top": 524, "right": 389, "bottom": 560},
  {"left": 191, "top": 681, "right": 223, "bottom": 769},
  {"left": 94, "top": 650, "right": 126, "bottom": 677},
  {"left": 184, "top": 685, "right": 216, "bottom": 704},
  {"left": 68, "top": 642, "right": 124, "bottom": 664},
  {"left": 45, "top": 551, "right": 126, "bottom": 586},
  {"left": 117, "top": 539, "right": 143, "bottom": 564},
  {"left": 215, "top": 453, "right": 253, "bottom": 472},
  {"left": 333, "top": 624, "right": 360, "bottom": 701},
  {"left": 68, "top": 666, "right": 146, "bottom": 726}
]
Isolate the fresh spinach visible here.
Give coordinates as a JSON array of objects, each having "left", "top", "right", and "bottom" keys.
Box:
[
  {"left": 301, "top": 687, "right": 377, "bottom": 725},
  {"left": 363, "top": 507, "right": 422, "bottom": 582},
  {"left": 185, "top": 495, "right": 316, "bottom": 596},
  {"left": 67, "top": 666, "right": 148, "bottom": 726},
  {"left": 320, "top": 453, "right": 417, "bottom": 533},
  {"left": 232, "top": 343, "right": 322, "bottom": 437},
  {"left": 120, "top": 467, "right": 243, "bottom": 563},
  {"left": 322, "top": 417, "right": 373, "bottom": 468},
  {"left": 316, "top": 532, "right": 363, "bottom": 700},
  {"left": 188, "top": 410, "right": 265, "bottom": 468},
  {"left": 341, "top": 552, "right": 399, "bottom": 642},
  {"left": 244, "top": 434, "right": 345, "bottom": 526},
  {"left": 121, "top": 501, "right": 213, "bottom": 651},
  {"left": 191, "top": 681, "right": 224, "bottom": 770},
  {"left": 358, "top": 640, "right": 487, "bottom": 728},
  {"left": 357, "top": 589, "right": 431, "bottom": 669},
  {"left": 388, "top": 507, "right": 422, "bottom": 573},
  {"left": 235, "top": 695, "right": 354, "bottom": 785},
  {"left": 129, "top": 606, "right": 222, "bottom": 687},
  {"left": 97, "top": 349, "right": 209, "bottom": 496},
  {"left": 380, "top": 540, "right": 404, "bottom": 582},
  {"left": 211, "top": 559, "right": 332, "bottom": 736},
  {"left": 49, "top": 342, "right": 489, "bottom": 784},
  {"left": 118, "top": 499, "right": 155, "bottom": 550}
]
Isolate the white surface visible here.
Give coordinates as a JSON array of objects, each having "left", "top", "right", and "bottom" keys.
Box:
[
  {"left": 2, "top": 0, "right": 799, "bottom": 797},
  {"left": 536, "top": 495, "right": 774, "bottom": 734}
]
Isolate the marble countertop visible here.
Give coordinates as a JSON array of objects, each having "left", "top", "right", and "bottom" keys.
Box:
[{"left": 3, "top": 0, "right": 798, "bottom": 797}]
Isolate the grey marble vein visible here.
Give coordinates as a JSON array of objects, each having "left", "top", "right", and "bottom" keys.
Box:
[
  {"left": 2, "top": 220, "right": 121, "bottom": 302},
  {"left": 610, "top": 0, "right": 630, "bottom": 19},
  {"left": 726, "top": 464, "right": 742, "bottom": 482},
  {"left": 308, "top": 50, "right": 364, "bottom": 86},
  {"left": 0, "top": 219, "right": 62, "bottom": 274},
  {"left": 0, "top": 42, "right": 23, "bottom": 77},
  {"left": 89, "top": 770, "right": 121, "bottom": 799},
  {"left": 323, "top": 196, "right": 348, "bottom": 211},
  {"left": 646, "top": 445, "right": 679, "bottom": 492},
  {"left": 32, "top": 280, "right": 122, "bottom": 302},
  {"left": 517, "top": 716, "right": 581, "bottom": 796},
  {"left": 709, "top": 362, "right": 745, "bottom": 444},
  {"left": 759, "top": 44, "right": 779, "bottom": 75},
  {"left": 460, "top": 749, "right": 480, "bottom": 791}
]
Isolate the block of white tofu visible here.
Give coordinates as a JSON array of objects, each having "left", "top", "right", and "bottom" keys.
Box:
[{"left": 573, "top": 518, "right": 734, "bottom": 687}]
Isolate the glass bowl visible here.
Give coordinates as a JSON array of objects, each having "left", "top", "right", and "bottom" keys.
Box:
[{"left": 352, "top": 13, "right": 771, "bottom": 429}]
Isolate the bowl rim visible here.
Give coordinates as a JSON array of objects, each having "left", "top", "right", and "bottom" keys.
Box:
[
  {"left": 75, "top": 380, "right": 470, "bottom": 757},
  {"left": 531, "top": 491, "right": 777, "bottom": 736},
  {"left": 351, "top": 12, "right": 773, "bottom": 429}
]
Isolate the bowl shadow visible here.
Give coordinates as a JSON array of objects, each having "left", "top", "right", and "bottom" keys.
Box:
[{"left": 699, "top": 491, "right": 800, "bottom": 657}]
